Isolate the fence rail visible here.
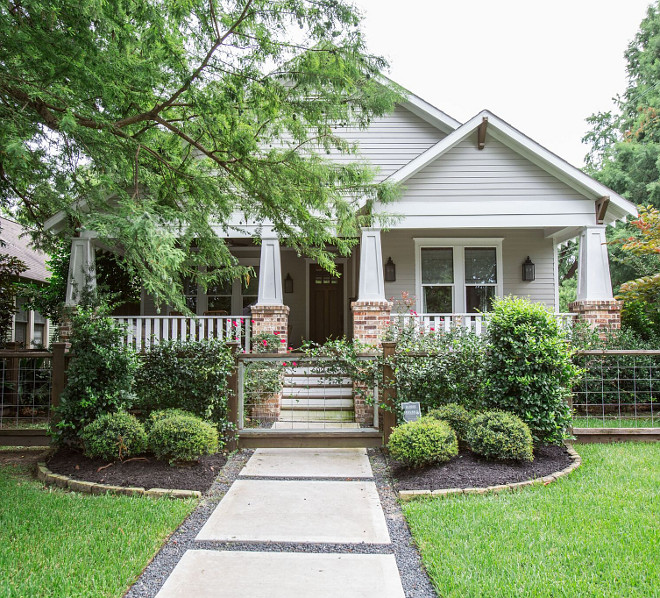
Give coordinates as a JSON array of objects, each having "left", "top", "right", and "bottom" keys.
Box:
[
  {"left": 112, "top": 315, "right": 251, "bottom": 352},
  {"left": 391, "top": 312, "right": 576, "bottom": 336}
]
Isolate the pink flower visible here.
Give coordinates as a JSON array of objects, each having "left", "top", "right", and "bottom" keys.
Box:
[
  {"left": 235, "top": 336, "right": 240, "bottom": 340},
  {"left": 430, "top": 327, "right": 435, "bottom": 332},
  {"left": 288, "top": 346, "right": 292, "bottom": 351},
  {"left": 251, "top": 319, "right": 255, "bottom": 324},
  {"left": 232, "top": 320, "right": 237, "bottom": 326},
  {"left": 292, "top": 361, "right": 297, "bottom": 366},
  {"left": 240, "top": 318, "right": 245, "bottom": 323},
  {"left": 274, "top": 331, "right": 280, "bottom": 335},
  {"left": 280, "top": 339, "right": 286, "bottom": 343},
  {"left": 262, "top": 339, "right": 267, "bottom": 346},
  {"left": 282, "top": 362, "right": 287, "bottom": 366}
]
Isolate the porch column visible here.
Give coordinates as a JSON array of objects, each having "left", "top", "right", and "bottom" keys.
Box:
[
  {"left": 60, "top": 235, "right": 97, "bottom": 342},
  {"left": 569, "top": 225, "right": 621, "bottom": 332},
  {"left": 251, "top": 228, "right": 289, "bottom": 352},
  {"left": 352, "top": 228, "right": 392, "bottom": 425}
]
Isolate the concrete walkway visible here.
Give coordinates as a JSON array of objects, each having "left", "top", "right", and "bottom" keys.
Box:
[{"left": 155, "top": 448, "right": 406, "bottom": 598}]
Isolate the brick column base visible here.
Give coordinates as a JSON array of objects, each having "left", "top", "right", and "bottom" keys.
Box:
[
  {"left": 250, "top": 304, "right": 290, "bottom": 353},
  {"left": 570, "top": 300, "right": 622, "bottom": 335},
  {"left": 352, "top": 300, "right": 392, "bottom": 425}
]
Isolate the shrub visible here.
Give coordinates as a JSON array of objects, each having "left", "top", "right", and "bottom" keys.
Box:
[
  {"left": 80, "top": 411, "right": 147, "bottom": 461},
  {"left": 388, "top": 417, "right": 458, "bottom": 468},
  {"left": 467, "top": 410, "right": 534, "bottom": 462},
  {"left": 148, "top": 413, "right": 219, "bottom": 464},
  {"left": 427, "top": 403, "right": 473, "bottom": 441},
  {"left": 393, "top": 327, "right": 487, "bottom": 412},
  {"left": 146, "top": 408, "right": 194, "bottom": 430},
  {"left": 134, "top": 340, "right": 233, "bottom": 432},
  {"left": 55, "top": 307, "right": 138, "bottom": 442},
  {"left": 485, "top": 296, "right": 578, "bottom": 444}
]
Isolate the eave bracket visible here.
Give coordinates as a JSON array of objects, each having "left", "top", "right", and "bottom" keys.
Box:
[
  {"left": 477, "top": 117, "right": 488, "bottom": 150},
  {"left": 595, "top": 196, "right": 610, "bottom": 225}
]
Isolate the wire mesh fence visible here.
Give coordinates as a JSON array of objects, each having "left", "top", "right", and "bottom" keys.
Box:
[
  {"left": 237, "top": 354, "right": 378, "bottom": 430},
  {"left": 0, "top": 351, "right": 53, "bottom": 430},
  {"left": 572, "top": 351, "right": 660, "bottom": 428}
]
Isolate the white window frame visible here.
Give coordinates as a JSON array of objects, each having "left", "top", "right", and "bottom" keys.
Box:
[{"left": 414, "top": 238, "right": 503, "bottom": 313}]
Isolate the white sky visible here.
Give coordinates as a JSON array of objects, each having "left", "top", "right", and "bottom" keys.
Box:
[{"left": 353, "top": 0, "right": 653, "bottom": 167}]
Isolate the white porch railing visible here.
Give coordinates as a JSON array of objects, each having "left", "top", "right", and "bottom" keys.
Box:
[
  {"left": 390, "top": 313, "right": 577, "bottom": 336},
  {"left": 112, "top": 316, "right": 251, "bottom": 352}
]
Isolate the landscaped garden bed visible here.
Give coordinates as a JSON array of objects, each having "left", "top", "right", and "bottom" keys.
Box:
[
  {"left": 390, "top": 444, "right": 572, "bottom": 491},
  {"left": 47, "top": 447, "right": 227, "bottom": 493}
]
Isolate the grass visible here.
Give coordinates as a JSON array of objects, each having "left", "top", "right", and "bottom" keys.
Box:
[
  {"left": 0, "top": 464, "right": 196, "bottom": 598},
  {"left": 403, "top": 443, "right": 660, "bottom": 598},
  {"left": 573, "top": 416, "right": 659, "bottom": 428}
]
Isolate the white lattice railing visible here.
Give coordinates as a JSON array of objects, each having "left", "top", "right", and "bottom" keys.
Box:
[
  {"left": 390, "top": 313, "right": 577, "bottom": 336},
  {"left": 112, "top": 316, "right": 251, "bottom": 352}
]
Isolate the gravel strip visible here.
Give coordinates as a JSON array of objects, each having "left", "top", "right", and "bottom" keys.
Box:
[
  {"left": 126, "top": 448, "right": 436, "bottom": 598},
  {"left": 125, "top": 450, "right": 252, "bottom": 598},
  {"left": 368, "top": 449, "right": 437, "bottom": 598}
]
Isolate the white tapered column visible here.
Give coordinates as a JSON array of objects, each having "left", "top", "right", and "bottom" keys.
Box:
[
  {"left": 576, "top": 225, "right": 614, "bottom": 301},
  {"left": 357, "top": 227, "right": 386, "bottom": 302},
  {"left": 65, "top": 235, "right": 96, "bottom": 305},
  {"left": 256, "top": 228, "right": 283, "bottom": 306}
]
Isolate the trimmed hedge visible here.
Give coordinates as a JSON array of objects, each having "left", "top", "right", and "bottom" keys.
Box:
[
  {"left": 467, "top": 410, "right": 534, "bottom": 462},
  {"left": 388, "top": 417, "right": 458, "bottom": 468},
  {"left": 80, "top": 411, "right": 147, "bottom": 461},
  {"left": 427, "top": 403, "right": 473, "bottom": 441},
  {"left": 146, "top": 408, "right": 194, "bottom": 431},
  {"left": 148, "top": 413, "right": 219, "bottom": 465}
]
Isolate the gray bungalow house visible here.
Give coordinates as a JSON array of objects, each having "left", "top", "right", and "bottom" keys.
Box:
[{"left": 44, "top": 83, "right": 637, "bottom": 351}]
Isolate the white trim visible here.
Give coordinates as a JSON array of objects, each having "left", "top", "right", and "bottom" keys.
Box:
[
  {"left": 414, "top": 238, "right": 504, "bottom": 313},
  {"left": 386, "top": 110, "right": 637, "bottom": 225},
  {"left": 553, "top": 243, "right": 560, "bottom": 312}
]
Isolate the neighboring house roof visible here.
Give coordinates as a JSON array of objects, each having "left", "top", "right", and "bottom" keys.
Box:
[
  {"left": 0, "top": 217, "right": 49, "bottom": 283},
  {"left": 384, "top": 109, "right": 638, "bottom": 226}
]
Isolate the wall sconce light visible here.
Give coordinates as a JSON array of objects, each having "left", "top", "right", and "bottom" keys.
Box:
[
  {"left": 384, "top": 257, "right": 396, "bottom": 282},
  {"left": 522, "top": 256, "right": 535, "bottom": 282},
  {"left": 284, "top": 273, "right": 294, "bottom": 293}
]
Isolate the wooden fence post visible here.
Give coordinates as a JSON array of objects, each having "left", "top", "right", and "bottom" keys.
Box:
[
  {"left": 381, "top": 341, "right": 397, "bottom": 446},
  {"left": 225, "top": 341, "right": 241, "bottom": 452}
]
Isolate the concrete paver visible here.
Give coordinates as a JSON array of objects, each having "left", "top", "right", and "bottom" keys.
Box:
[
  {"left": 196, "top": 479, "right": 390, "bottom": 544},
  {"left": 155, "top": 550, "right": 405, "bottom": 598},
  {"left": 239, "top": 448, "right": 372, "bottom": 478}
]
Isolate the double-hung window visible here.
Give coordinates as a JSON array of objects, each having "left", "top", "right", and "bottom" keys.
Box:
[{"left": 416, "top": 239, "right": 503, "bottom": 313}]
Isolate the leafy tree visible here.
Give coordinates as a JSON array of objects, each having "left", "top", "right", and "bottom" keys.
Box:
[
  {"left": 0, "top": 0, "right": 401, "bottom": 311},
  {"left": 580, "top": 2, "right": 660, "bottom": 327}
]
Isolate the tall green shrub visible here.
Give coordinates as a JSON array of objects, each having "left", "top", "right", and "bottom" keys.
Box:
[
  {"left": 485, "top": 297, "right": 578, "bottom": 444},
  {"left": 134, "top": 340, "right": 233, "bottom": 432},
  {"left": 55, "top": 307, "right": 137, "bottom": 442},
  {"left": 394, "top": 328, "right": 487, "bottom": 411}
]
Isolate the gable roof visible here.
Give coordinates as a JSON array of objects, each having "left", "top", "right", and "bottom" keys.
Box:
[
  {"left": 0, "top": 217, "right": 49, "bottom": 282},
  {"left": 384, "top": 109, "right": 638, "bottom": 225}
]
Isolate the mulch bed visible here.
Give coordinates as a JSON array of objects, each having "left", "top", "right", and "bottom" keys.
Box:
[
  {"left": 47, "top": 447, "right": 227, "bottom": 493},
  {"left": 391, "top": 445, "right": 572, "bottom": 491}
]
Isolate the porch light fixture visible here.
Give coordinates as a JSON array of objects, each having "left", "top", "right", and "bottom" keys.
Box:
[
  {"left": 284, "top": 273, "right": 294, "bottom": 293},
  {"left": 522, "top": 256, "right": 535, "bottom": 282},
  {"left": 384, "top": 257, "right": 396, "bottom": 282}
]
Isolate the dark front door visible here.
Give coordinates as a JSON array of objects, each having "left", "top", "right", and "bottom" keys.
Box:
[{"left": 309, "top": 263, "right": 344, "bottom": 344}]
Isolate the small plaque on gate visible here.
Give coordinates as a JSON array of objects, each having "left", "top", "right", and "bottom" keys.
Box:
[{"left": 401, "top": 402, "right": 422, "bottom": 422}]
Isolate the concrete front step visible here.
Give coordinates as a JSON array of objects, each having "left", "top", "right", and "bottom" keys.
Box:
[
  {"left": 279, "top": 409, "right": 355, "bottom": 422},
  {"left": 282, "top": 387, "right": 353, "bottom": 399},
  {"left": 284, "top": 375, "right": 353, "bottom": 388},
  {"left": 281, "top": 398, "right": 354, "bottom": 409}
]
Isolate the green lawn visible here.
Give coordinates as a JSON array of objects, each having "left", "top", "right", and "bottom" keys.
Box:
[
  {"left": 0, "top": 465, "right": 196, "bottom": 598},
  {"left": 403, "top": 443, "right": 660, "bottom": 598},
  {"left": 573, "top": 416, "right": 659, "bottom": 428}
]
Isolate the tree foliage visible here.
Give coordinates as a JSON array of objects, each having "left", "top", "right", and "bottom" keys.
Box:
[
  {"left": 0, "top": 251, "right": 26, "bottom": 341},
  {"left": 0, "top": 0, "right": 401, "bottom": 311}
]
